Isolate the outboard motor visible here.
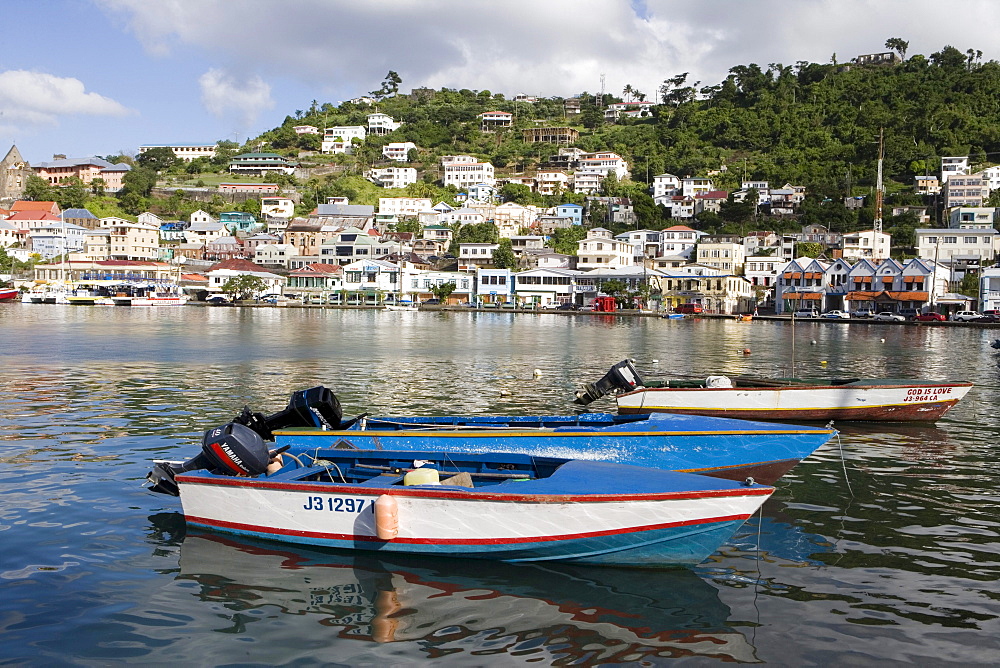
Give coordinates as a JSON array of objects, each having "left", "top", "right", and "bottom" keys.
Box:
[
  {"left": 232, "top": 386, "right": 343, "bottom": 441},
  {"left": 146, "top": 386, "right": 343, "bottom": 496},
  {"left": 147, "top": 422, "right": 274, "bottom": 496},
  {"left": 574, "top": 359, "right": 645, "bottom": 406}
]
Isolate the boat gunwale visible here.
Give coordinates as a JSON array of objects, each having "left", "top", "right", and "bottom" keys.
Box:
[
  {"left": 273, "top": 427, "right": 837, "bottom": 437},
  {"left": 174, "top": 471, "right": 775, "bottom": 503},
  {"left": 621, "top": 381, "right": 974, "bottom": 395}
]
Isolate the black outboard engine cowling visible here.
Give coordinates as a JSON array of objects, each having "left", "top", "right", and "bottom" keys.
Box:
[
  {"left": 231, "top": 386, "right": 342, "bottom": 441},
  {"left": 147, "top": 386, "right": 344, "bottom": 496},
  {"left": 574, "top": 359, "right": 645, "bottom": 406},
  {"left": 147, "top": 422, "right": 271, "bottom": 497}
]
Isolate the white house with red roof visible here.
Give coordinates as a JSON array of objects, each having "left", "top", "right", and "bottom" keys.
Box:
[
  {"left": 695, "top": 190, "right": 730, "bottom": 215},
  {"left": 660, "top": 225, "right": 703, "bottom": 258},
  {"left": 8, "top": 210, "right": 61, "bottom": 233}
]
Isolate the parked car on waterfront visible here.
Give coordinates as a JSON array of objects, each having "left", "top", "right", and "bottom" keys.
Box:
[
  {"left": 873, "top": 312, "right": 906, "bottom": 322},
  {"left": 915, "top": 312, "right": 946, "bottom": 322},
  {"left": 979, "top": 310, "right": 1000, "bottom": 322},
  {"left": 951, "top": 311, "right": 982, "bottom": 322},
  {"left": 821, "top": 310, "right": 851, "bottom": 319},
  {"left": 899, "top": 308, "right": 920, "bottom": 319},
  {"left": 206, "top": 295, "right": 229, "bottom": 304},
  {"left": 674, "top": 303, "right": 703, "bottom": 314},
  {"left": 792, "top": 309, "right": 819, "bottom": 318},
  {"left": 851, "top": 308, "right": 874, "bottom": 318}
]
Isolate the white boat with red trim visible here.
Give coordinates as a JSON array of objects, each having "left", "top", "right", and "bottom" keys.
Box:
[
  {"left": 575, "top": 360, "right": 973, "bottom": 423},
  {"left": 150, "top": 441, "right": 773, "bottom": 567}
]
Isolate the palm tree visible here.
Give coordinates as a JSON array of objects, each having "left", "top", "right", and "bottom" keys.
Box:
[{"left": 622, "top": 84, "right": 634, "bottom": 102}]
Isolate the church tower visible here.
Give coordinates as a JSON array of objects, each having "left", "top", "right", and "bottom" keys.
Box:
[{"left": 0, "top": 145, "right": 32, "bottom": 204}]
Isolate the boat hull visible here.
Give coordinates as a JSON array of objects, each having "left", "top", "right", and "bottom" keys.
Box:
[
  {"left": 274, "top": 413, "right": 836, "bottom": 484},
  {"left": 111, "top": 296, "right": 189, "bottom": 306},
  {"left": 615, "top": 383, "right": 973, "bottom": 422},
  {"left": 0, "top": 288, "right": 18, "bottom": 302},
  {"left": 175, "top": 459, "right": 773, "bottom": 567}
]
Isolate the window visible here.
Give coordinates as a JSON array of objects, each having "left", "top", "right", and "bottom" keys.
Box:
[{"left": 944, "top": 237, "right": 957, "bottom": 244}]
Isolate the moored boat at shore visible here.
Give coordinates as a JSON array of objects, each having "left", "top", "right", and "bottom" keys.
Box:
[
  {"left": 146, "top": 392, "right": 777, "bottom": 567},
  {"left": 575, "top": 360, "right": 973, "bottom": 422}
]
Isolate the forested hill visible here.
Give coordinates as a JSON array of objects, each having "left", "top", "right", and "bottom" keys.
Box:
[{"left": 255, "top": 43, "right": 1000, "bottom": 237}]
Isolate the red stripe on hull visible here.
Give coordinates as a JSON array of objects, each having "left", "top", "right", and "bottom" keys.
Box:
[{"left": 185, "top": 512, "right": 754, "bottom": 546}]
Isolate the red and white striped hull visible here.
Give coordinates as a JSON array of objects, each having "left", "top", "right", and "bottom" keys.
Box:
[{"left": 175, "top": 469, "right": 773, "bottom": 566}]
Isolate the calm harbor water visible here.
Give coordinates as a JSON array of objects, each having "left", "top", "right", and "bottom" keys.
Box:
[{"left": 1, "top": 304, "right": 999, "bottom": 665}]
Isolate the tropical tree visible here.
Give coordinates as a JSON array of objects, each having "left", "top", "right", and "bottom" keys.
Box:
[
  {"left": 429, "top": 281, "right": 456, "bottom": 302},
  {"left": 23, "top": 175, "right": 55, "bottom": 201},
  {"left": 885, "top": 37, "right": 909, "bottom": 60},
  {"left": 221, "top": 274, "right": 269, "bottom": 301},
  {"left": 56, "top": 177, "right": 88, "bottom": 209},
  {"left": 136, "top": 146, "right": 179, "bottom": 172},
  {"left": 371, "top": 70, "right": 402, "bottom": 99},
  {"left": 491, "top": 238, "right": 516, "bottom": 269}
]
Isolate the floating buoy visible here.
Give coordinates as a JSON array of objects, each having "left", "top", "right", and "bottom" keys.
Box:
[
  {"left": 374, "top": 494, "right": 398, "bottom": 541},
  {"left": 500, "top": 389, "right": 512, "bottom": 397},
  {"left": 811, "top": 340, "right": 817, "bottom": 345},
  {"left": 651, "top": 359, "right": 659, "bottom": 364},
  {"left": 742, "top": 348, "right": 752, "bottom": 355},
  {"left": 820, "top": 360, "right": 828, "bottom": 365},
  {"left": 533, "top": 368, "right": 542, "bottom": 377},
  {"left": 880, "top": 338, "right": 886, "bottom": 343}
]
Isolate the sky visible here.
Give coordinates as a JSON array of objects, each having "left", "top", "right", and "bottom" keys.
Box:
[{"left": 4, "top": 0, "right": 1000, "bottom": 165}]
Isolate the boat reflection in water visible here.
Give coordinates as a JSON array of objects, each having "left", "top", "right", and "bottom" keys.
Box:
[{"left": 176, "top": 530, "right": 758, "bottom": 662}]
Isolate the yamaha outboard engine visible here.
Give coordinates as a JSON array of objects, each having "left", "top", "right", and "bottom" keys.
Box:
[
  {"left": 146, "top": 386, "right": 343, "bottom": 496},
  {"left": 574, "top": 359, "right": 645, "bottom": 406},
  {"left": 147, "top": 422, "right": 273, "bottom": 496}
]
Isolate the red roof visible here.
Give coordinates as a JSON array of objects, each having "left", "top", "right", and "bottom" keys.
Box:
[
  {"left": 180, "top": 273, "right": 208, "bottom": 282},
  {"left": 663, "top": 225, "right": 696, "bottom": 231},
  {"left": 695, "top": 190, "right": 729, "bottom": 199},
  {"left": 206, "top": 259, "right": 271, "bottom": 272},
  {"left": 11, "top": 201, "right": 59, "bottom": 214},
  {"left": 291, "top": 263, "right": 342, "bottom": 277},
  {"left": 9, "top": 211, "right": 60, "bottom": 221}
]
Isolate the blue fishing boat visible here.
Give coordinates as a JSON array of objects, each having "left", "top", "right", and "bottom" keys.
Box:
[
  {"left": 250, "top": 387, "right": 833, "bottom": 484},
  {"left": 149, "top": 441, "right": 774, "bottom": 567}
]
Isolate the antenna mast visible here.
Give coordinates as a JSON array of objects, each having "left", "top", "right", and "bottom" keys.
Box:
[
  {"left": 874, "top": 127, "right": 884, "bottom": 234},
  {"left": 599, "top": 74, "right": 605, "bottom": 108}
]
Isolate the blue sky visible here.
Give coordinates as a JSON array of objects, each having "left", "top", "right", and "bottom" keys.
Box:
[{"left": 4, "top": 0, "right": 1000, "bottom": 165}]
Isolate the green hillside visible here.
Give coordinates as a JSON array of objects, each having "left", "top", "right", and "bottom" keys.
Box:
[{"left": 27, "top": 42, "right": 1000, "bottom": 243}]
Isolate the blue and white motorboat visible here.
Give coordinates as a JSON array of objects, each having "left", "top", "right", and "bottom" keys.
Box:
[
  {"left": 148, "top": 435, "right": 774, "bottom": 567},
  {"left": 256, "top": 387, "right": 835, "bottom": 484}
]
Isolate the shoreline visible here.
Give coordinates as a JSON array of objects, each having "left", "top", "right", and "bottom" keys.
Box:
[{"left": 177, "top": 301, "right": 1000, "bottom": 327}]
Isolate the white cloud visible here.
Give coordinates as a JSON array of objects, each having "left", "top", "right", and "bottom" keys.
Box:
[
  {"left": 99, "top": 0, "right": 1000, "bottom": 104},
  {"left": 0, "top": 70, "right": 132, "bottom": 126},
  {"left": 199, "top": 68, "right": 275, "bottom": 128}
]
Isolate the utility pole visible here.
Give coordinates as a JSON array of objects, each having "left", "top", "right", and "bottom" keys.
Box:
[{"left": 874, "top": 127, "right": 884, "bottom": 235}]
